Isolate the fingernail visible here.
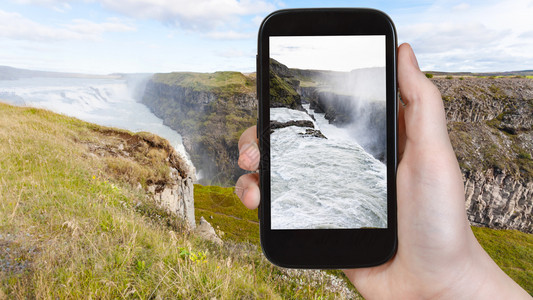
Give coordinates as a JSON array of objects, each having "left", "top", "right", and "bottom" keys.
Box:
[
  {"left": 234, "top": 186, "right": 246, "bottom": 200},
  {"left": 240, "top": 142, "right": 260, "bottom": 161}
]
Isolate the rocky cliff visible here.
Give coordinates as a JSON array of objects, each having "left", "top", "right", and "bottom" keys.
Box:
[
  {"left": 142, "top": 72, "right": 257, "bottom": 186},
  {"left": 141, "top": 64, "right": 532, "bottom": 233},
  {"left": 436, "top": 77, "right": 533, "bottom": 232},
  {"left": 269, "top": 59, "right": 303, "bottom": 110},
  {"left": 273, "top": 60, "right": 387, "bottom": 162},
  {"left": 84, "top": 129, "right": 196, "bottom": 228}
]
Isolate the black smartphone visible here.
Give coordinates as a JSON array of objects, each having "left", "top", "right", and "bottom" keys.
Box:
[{"left": 257, "top": 8, "right": 398, "bottom": 268}]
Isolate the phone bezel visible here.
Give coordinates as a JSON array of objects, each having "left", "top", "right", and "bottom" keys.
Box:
[{"left": 257, "top": 8, "right": 398, "bottom": 268}]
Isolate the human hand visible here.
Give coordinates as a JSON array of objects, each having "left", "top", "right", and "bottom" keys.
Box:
[{"left": 235, "top": 43, "right": 529, "bottom": 299}]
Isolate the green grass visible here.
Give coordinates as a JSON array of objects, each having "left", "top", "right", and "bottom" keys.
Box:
[
  {"left": 269, "top": 70, "right": 301, "bottom": 109},
  {"left": 193, "top": 186, "right": 533, "bottom": 295},
  {"left": 0, "top": 102, "right": 355, "bottom": 299},
  {"left": 472, "top": 226, "right": 533, "bottom": 293},
  {"left": 1, "top": 102, "right": 531, "bottom": 298},
  {"left": 152, "top": 71, "right": 255, "bottom": 95},
  {"left": 194, "top": 184, "right": 260, "bottom": 245}
]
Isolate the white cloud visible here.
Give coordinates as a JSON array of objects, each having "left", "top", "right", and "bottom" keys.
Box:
[
  {"left": 98, "top": 0, "right": 275, "bottom": 31},
  {"left": 396, "top": 0, "right": 533, "bottom": 71},
  {"left": 94, "top": 0, "right": 276, "bottom": 41},
  {"left": 452, "top": 2, "right": 469, "bottom": 11},
  {"left": 53, "top": 2, "right": 71, "bottom": 12},
  {"left": 66, "top": 18, "right": 135, "bottom": 36},
  {"left": 518, "top": 30, "right": 533, "bottom": 38},
  {"left": 216, "top": 48, "right": 249, "bottom": 58},
  {"left": 251, "top": 15, "right": 264, "bottom": 26},
  {"left": 205, "top": 30, "right": 255, "bottom": 40},
  {"left": 402, "top": 22, "right": 509, "bottom": 53},
  {"left": 0, "top": 9, "right": 135, "bottom": 42},
  {"left": 12, "top": 0, "right": 70, "bottom": 4}
]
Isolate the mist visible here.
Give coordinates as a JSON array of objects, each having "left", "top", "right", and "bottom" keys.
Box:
[
  {"left": 0, "top": 74, "right": 194, "bottom": 169},
  {"left": 304, "top": 67, "right": 387, "bottom": 162}
]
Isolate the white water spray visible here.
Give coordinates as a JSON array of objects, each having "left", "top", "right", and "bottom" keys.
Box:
[
  {"left": 270, "top": 104, "right": 387, "bottom": 229},
  {"left": 0, "top": 76, "right": 193, "bottom": 167}
]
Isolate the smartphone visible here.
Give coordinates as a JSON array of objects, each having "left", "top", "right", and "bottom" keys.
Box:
[{"left": 257, "top": 8, "right": 397, "bottom": 268}]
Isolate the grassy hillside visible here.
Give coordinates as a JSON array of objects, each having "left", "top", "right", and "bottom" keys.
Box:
[
  {"left": 0, "top": 103, "right": 354, "bottom": 299},
  {"left": 195, "top": 185, "right": 533, "bottom": 295},
  {"left": 0, "top": 102, "right": 530, "bottom": 298}
]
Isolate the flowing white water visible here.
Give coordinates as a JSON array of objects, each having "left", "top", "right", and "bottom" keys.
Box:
[
  {"left": 270, "top": 104, "right": 387, "bottom": 229},
  {"left": 0, "top": 77, "right": 191, "bottom": 165}
]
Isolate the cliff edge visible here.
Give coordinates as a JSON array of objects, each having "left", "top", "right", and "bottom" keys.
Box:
[
  {"left": 142, "top": 71, "right": 257, "bottom": 186},
  {"left": 435, "top": 77, "right": 533, "bottom": 232},
  {"left": 0, "top": 102, "right": 196, "bottom": 228}
]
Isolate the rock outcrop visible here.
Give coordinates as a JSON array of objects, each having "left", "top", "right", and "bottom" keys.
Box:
[
  {"left": 299, "top": 129, "right": 327, "bottom": 139},
  {"left": 84, "top": 130, "right": 196, "bottom": 228},
  {"left": 193, "top": 216, "right": 223, "bottom": 245},
  {"left": 270, "top": 120, "right": 314, "bottom": 130},
  {"left": 147, "top": 165, "right": 195, "bottom": 229},
  {"left": 269, "top": 120, "right": 327, "bottom": 138},
  {"left": 463, "top": 169, "right": 532, "bottom": 232},
  {"left": 439, "top": 77, "right": 533, "bottom": 233}
]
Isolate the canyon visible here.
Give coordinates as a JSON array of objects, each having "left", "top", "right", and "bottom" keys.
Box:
[{"left": 141, "top": 66, "right": 532, "bottom": 233}]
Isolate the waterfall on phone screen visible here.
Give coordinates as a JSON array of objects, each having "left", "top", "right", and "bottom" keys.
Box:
[{"left": 270, "top": 104, "right": 387, "bottom": 229}]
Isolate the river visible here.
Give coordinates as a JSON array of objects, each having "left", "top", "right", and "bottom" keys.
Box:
[{"left": 270, "top": 104, "right": 387, "bottom": 229}]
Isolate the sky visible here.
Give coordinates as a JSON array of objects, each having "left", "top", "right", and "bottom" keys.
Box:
[
  {"left": 270, "top": 36, "right": 385, "bottom": 72},
  {"left": 0, "top": 0, "right": 532, "bottom": 74}
]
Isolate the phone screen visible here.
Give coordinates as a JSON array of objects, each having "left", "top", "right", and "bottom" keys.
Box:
[{"left": 269, "top": 35, "right": 388, "bottom": 230}]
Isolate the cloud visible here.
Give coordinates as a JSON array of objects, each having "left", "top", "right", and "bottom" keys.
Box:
[
  {"left": 216, "top": 48, "right": 250, "bottom": 58},
  {"left": 518, "top": 30, "right": 533, "bottom": 38},
  {"left": 12, "top": 0, "right": 69, "bottom": 4},
  {"left": 251, "top": 15, "right": 264, "bottom": 26},
  {"left": 402, "top": 22, "right": 509, "bottom": 54},
  {"left": 66, "top": 18, "right": 136, "bottom": 36},
  {"left": 395, "top": 0, "right": 533, "bottom": 71},
  {"left": 451, "top": 2, "right": 469, "bottom": 11},
  {"left": 0, "top": 9, "right": 135, "bottom": 42},
  {"left": 205, "top": 30, "right": 255, "bottom": 40},
  {"left": 98, "top": 0, "right": 275, "bottom": 31}
]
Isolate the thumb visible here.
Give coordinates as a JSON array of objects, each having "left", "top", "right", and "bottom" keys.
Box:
[{"left": 398, "top": 43, "right": 450, "bottom": 149}]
